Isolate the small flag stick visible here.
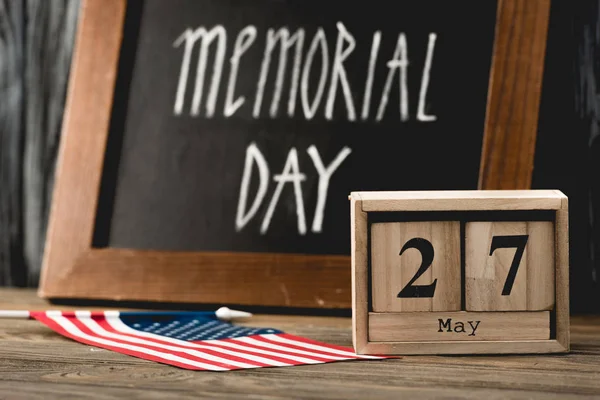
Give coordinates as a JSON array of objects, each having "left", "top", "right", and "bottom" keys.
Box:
[{"left": 0, "top": 307, "right": 252, "bottom": 321}]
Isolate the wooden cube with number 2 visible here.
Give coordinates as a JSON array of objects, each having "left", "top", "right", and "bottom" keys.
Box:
[
  {"left": 371, "top": 221, "right": 461, "bottom": 312},
  {"left": 351, "top": 190, "right": 569, "bottom": 355}
]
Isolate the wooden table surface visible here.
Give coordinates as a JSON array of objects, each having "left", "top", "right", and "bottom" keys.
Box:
[{"left": 1, "top": 289, "right": 600, "bottom": 399}]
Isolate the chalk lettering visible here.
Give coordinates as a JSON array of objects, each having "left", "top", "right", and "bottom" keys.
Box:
[
  {"left": 225, "top": 26, "right": 257, "bottom": 117},
  {"left": 235, "top": 143, "right": 270, "bottom": 231},
  {"left": 361, "top": 31, "right": 381, "bottom": 120},
  {"left": 325, "top": 22, "right": 357, "bottom": 121},
  {"left": 235, "top": 143, "right": 352, "bottom": 234},
  {"left": 301, "top": 29, "right": 329, "bottom": 119},
  {"left": 261, "top": 148, "right": 307, "bottom": 235},
  {"left": 307, "top": 145, "right": 352, "bottom": 232},
  {"left": 174, "top": 23, "right": 438, "bottom": 122},
  {"left": 417, "top": 33, "right": 437, "bottom": 122},
  {"left": 173, "top": 25, "right": 227, "bottom": 117},
  {"left": 376, "top": 33, "right": 408, "bottom": 121},
  {"left": 253, "top": 28, "right": 305, "bottom": 118}
]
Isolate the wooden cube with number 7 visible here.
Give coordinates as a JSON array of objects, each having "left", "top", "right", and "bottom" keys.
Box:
[{"left": 465, "top": 221, "right": 554, "bottom": 311}]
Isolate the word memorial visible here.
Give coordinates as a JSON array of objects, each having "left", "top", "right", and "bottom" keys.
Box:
[
  {"left": 173, "top": 21, "right": 439, "bottom": 238},
  {"left": 350, "top": 190, "right": 569, "bottom": 355}
]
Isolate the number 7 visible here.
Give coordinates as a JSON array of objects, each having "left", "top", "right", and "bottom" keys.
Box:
[{"left": 489, "top": 235, "right": 529, "bottom": 295}]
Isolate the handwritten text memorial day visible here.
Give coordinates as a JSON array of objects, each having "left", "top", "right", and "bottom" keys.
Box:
[{"left": 172, "top": 23, "right": 438, "bottom": 235}]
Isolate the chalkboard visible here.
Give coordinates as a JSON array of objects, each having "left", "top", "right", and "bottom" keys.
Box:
[
  {"left": 39, "top": 0, "right": 551, "bottom": 309},
  {"left": 97, "top": 0, "right": 495, "bottom": 255}
]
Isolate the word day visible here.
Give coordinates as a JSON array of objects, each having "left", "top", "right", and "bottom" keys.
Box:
[
  {"left": 173, "top": 22, "right": 438, "bottom": 122},
  {"left": 235, "top": 142, "right": 351, "bottom": 235}
]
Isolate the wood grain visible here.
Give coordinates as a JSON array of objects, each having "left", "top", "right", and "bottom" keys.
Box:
[
  {"left": 39, "top": 0, "right": 126, "bottom": 296},
  {"left": 351, "top": 197, "right": 368, "bottom": 352},
  {"left": 465, "top": 221, "right": 555, "bottom": 311},
  {"left": 361, "top": 338, "right": 567, "bottom": 355},
  {"left": 478, "top": 0, "right": 551, "bottom": 190},
  {"left": 42, "top": 248, "right": 351, "bottom": 308},
  {"left": 371, "top": 221, "right": 461, "bottom": 312},
  {"left": 0, "top": 289, "right": 597, "bottom": 399},
  {"left": 556, "top": 196, "right": 570, "bottom": 350},
  {"left": 355, "top": 190, "right": 564, "bottom": 212},
  {"left": 368, "top": 311, "right": 550, "bottom": 342}
]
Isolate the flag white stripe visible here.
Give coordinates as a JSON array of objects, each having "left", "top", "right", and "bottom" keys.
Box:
[
  {"left": 203, "top": 338, "right": 325, "bottom": 364},
  {"left": 265, "top": 334, "right": 381, "bottom": 359},
  {"left": 45, "top": 312, "right": 226, "bottom": 371},
  {"left": 235, "top": 336, "right": 352, "bottom": 361},
  {"left": 74, "top": 312, "right": 257, "bottom": 369},
  {"left": 103, "top": 312, "right": 290, "bottom": 367}
]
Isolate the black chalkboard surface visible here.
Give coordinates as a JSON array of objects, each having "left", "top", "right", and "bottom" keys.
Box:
[
  {"left": 96, "top": 0, "right": 497, "bottom": 256},
  {"left": 41, "top": 0, "right": 551, "bottom": 309}
]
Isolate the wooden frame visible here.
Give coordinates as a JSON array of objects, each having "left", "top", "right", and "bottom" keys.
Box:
[
  {"left": 38, "top": 0, "right": 551, "bottom": 308},
  {"left": 478, "top": 0, "right": 551, "bottom": 189},
  {"left": 350, "top": 190, "right": 569, "bottom": 354}
]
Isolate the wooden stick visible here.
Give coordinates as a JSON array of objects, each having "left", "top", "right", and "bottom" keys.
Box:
[{"left": 0, "top": 307, "right": 253, "bottom": 321}]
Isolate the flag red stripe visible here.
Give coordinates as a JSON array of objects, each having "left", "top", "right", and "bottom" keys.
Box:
[
  {"left": 251, "top": 334, "right": 362, "bottom": 360},
  {"left": 226, "top": 336, "right": 345, "bottom": 362},
  {"left": 67, "top": 315, "right": 234, "bottom": 370},
  {"left": 94, "top": 317, "right": 270, "bottom": 368},
  {"left": 201, "top": 339, "right": 324, "bottom": 365},
  {"left": 277, "top": 333, "right": 366, "bottom": 355},
  {"left": 274, "top": 334, "right": 390, "bottom": 359},
  {"left": 101, "top": 313, "right": 294, "bottom": 367},
  {"left": 33, "top": 314, "right": 225, "bottom": 371},
  {"left": 31, "top": 311, "right": 106, "bottom": 319},
  {"left": 70, "top": 315, "right": 247, "bottom": 370},
  {"left": 248, "top": 335, "right": 352, "bottom": 361},
  {"left": 189, "top": 336, "right": 323, "bottom": 365}
]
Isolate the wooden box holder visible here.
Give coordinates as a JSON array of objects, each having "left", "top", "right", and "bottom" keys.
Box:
[{"left": 350, "top": 190, "right": 569, "bottom": 355}]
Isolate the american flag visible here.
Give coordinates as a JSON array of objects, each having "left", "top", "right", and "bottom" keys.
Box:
[{"left": 28, "top": 310, "right": 386, "bottom": 371}]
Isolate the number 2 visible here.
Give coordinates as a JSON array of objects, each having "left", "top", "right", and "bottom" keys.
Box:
[
  {"left": 396, "top": 238, "right": 437, "bottom": 298},
  {"left": 489, "top": 235, "right": 529, "bottom": 295}
]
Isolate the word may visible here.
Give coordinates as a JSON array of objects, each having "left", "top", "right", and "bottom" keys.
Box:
[
  {"left": 235, "top": 142, "right": 351, "bottom": 235},
  {"left": 173, "top": 22, "right": 437, "bottom": 122},
  {"left": 438, "top": 318, "right": 480, "bottom": 336}
]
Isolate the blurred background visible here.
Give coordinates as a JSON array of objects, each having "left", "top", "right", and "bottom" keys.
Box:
[
  {"left": 0, "top": 0, "right": 79, "bottom": 286},
  {"left": 0, "top": 0, "right": 599, "bottom": 313}
]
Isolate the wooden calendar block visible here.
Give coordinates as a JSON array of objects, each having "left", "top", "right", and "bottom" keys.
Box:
[
  {"left": 350, "top": 190, "right": 569, "bottom": 355},
  {"left": 371, "top": 221, "right": 461, "bottom": 312},
  {"left": 465, "top": 221, "right": 554, "bottom": 311},
  {"left": 368, "top": 311, "right": 550, "bottom": 342}
]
